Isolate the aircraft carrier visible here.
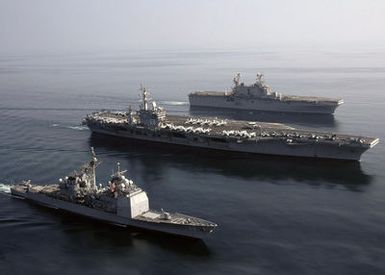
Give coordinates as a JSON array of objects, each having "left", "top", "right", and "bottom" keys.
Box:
[
  {"left": 83, "top": 87, "right": 378, "bottom": 161},
  {"left": 189, "top": 73, "right": 344, "bottom": 114},
  {"left": 10, "top": 148, "right": 217, "bottom": 239}
]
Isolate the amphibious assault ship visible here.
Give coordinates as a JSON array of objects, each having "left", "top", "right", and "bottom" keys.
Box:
[
  {"left": 10, "top": 148, "right": 217, "bottom": 239},
  {"left": 83, "top": 87, "right": 378, "bottom": 161},
  {"left": 189, "top": 73, "right": 344, "bottom": 114}
]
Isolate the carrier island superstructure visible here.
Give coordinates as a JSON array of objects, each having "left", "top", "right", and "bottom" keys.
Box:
[
  {"left": 10, "top": 148, "right": 217, "bottom": 239},
  {"left": 189, "top": 73, "right": 344, "bottom": 114},
  {"left": 83, "top": 88, "right": 378, "bottom": 161}
]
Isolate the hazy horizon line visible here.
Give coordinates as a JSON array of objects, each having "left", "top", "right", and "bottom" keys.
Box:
[{"left": 1, "top": 42, "right": 385, "bottom": 57}]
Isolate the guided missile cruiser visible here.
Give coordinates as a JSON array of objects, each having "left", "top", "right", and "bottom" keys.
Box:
[{"left": 10, "top": 148, "right": 217, "bottom": 239}]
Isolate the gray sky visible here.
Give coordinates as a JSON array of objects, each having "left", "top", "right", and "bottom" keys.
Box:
[{"left": 0, "top": 0, "right": 384, "bottom": 53}]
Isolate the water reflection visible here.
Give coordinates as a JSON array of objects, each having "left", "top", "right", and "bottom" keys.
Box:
[
  {"left": 189, "top": 106, "right": 337, "bottom": 129},
  {"left": 89, "top": 133, "right": 371, "bottom": 189}
]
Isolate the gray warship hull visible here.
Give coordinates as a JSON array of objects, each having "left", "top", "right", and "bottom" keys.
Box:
[
  {"left": 189, "top": 92, "right": 343, "bottom": 114},
  {"left": 85, "top": 115, "right": 378, "bottom": 161},
  {"left": 11, "top": 187, "right": 215, "bottom": 239}
]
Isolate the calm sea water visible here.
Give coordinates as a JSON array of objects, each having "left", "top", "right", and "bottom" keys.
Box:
[{"left": 0, "top": 48, "right": 385, "bottom": 274}]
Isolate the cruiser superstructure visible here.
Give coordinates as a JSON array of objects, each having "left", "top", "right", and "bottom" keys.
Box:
[
  {"left": 83, "top": 87, "right": 378, "bottom": 161},
  {"left": 189, "top": 73, "right": 344, "bottom": 114},
  {"left": 10, "top": 148, "right": 217, "bottom": 239}
]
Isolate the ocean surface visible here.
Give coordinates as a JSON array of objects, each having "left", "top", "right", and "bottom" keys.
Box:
[{"left": 0, "top": 48, "right": 384, "bottom": 274}]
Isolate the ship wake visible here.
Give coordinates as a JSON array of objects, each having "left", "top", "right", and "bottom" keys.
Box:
[
  {"left": 51, "top": 124, "right": 89, "bottom": 131},
  {"left": 68, "top": 126, "right": 88, "bottom": 131},
  {"left": 0, "top": 183, "right": 11, "bottom": 194},
  {"left": 159, "top": 101, "right": 188, "bottom": 106}
]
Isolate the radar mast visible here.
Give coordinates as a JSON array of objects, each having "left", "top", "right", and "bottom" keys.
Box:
[
  {"left": 140, "top": 84, "right": 148, "bottom": 111},
  {"left": 233, "top": 73, "right": 241, "bottom": 87},
  {"left": 89, "top": 147, "right": 99, "bottom": 190}
]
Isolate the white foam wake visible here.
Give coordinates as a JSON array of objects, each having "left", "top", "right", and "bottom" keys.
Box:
[
  {"left": 68, "top": 126, "right": 88, "bottom": 131},
  {"left": 0, "top": 183, "right": 11, "bottom": 194},
  {"left": 159, "top": 101, "right": 188, "bottom": 106},
  {"left": 50, "top": 124, "right": 88, "bottom": 131}
]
